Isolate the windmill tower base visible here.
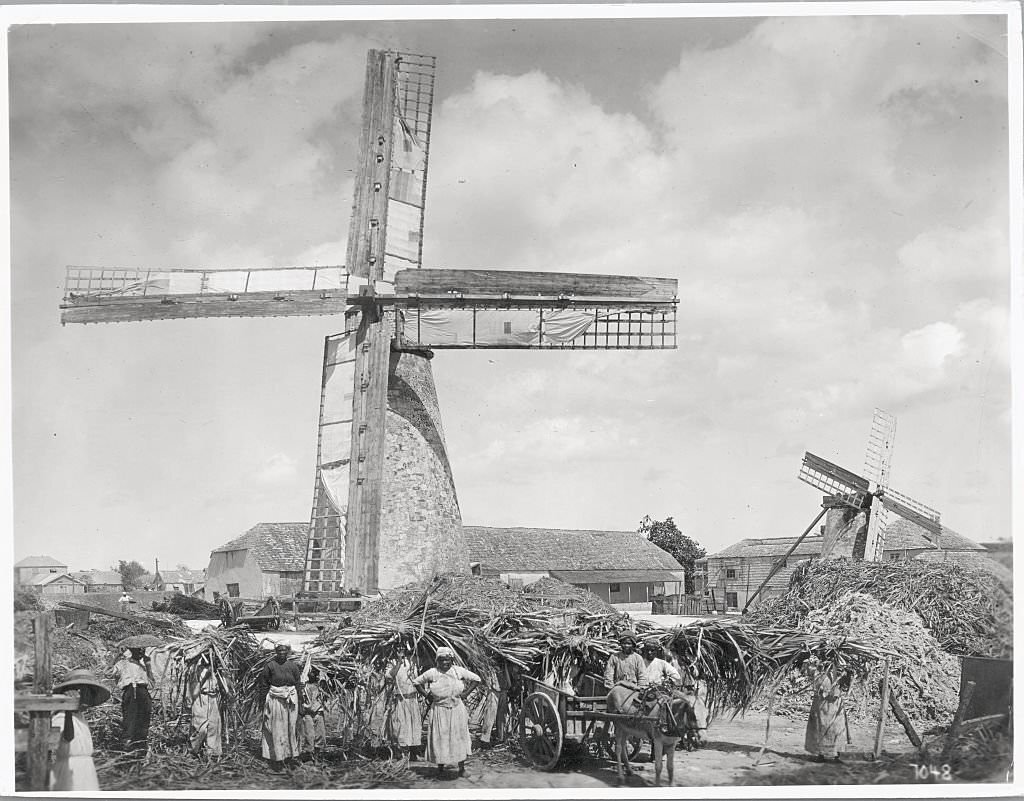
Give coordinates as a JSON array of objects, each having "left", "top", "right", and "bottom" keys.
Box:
[
  {"left": 820, "top": 499, "right": 868, "bottom": 560},
  {"left": 378, "top": 349, "right": 468, "bottom": 590}
]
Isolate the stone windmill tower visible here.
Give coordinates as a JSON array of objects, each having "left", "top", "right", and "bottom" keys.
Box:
[{"left": 60, "top": 51, "right": 679, "bottom": 595}]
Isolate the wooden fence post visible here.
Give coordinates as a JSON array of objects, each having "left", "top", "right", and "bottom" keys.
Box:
[
  {"left": 942, "top": 680, "right": 977, "bottom": 762},
  {"left": 28, "top": 612, "right": 53, "bottom": 790},
  {"left": 873, "top": 659, "right": 890, "bottom": 760}
]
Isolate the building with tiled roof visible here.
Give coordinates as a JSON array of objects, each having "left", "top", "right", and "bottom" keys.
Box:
[
  {"left": 154, "top": 568, "right": 205, "bottom": 595},
  {"left": 464, "top": 526, "right": 685, "bottom": 606},
  {"left": 15, "top": 555, "right": 68, "bottom": 586},
  {"left": 205, "top": 523, "right": 307, "bottom": 600},
  {"left": 697, "top": 517, "right": 1006, "bottom": 611},
  {"left": 70, "top": 570, "right": 124, "bottom": 592}
]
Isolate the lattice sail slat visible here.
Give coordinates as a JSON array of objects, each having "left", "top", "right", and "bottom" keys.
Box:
[
  {"left": 797, "top": 452, "right": 871, "bottom": 509},
  {"left": 863, "top": 407, "right": 897, "bottom": 489}
]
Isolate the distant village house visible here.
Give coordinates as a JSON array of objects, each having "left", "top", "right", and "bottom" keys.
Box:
[
  {"left": 70, "top": 570, "right": 124, "bottom": 593},
  {"left": 14, "top": 555, "right": 68, "bottom": 586},
  {"left": 28, "top": 572, "right": 87, "bottom": 596}
]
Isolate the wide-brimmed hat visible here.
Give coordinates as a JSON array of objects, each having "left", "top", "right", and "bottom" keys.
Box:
[{"left": 52, "top": 669, "right": 111, "bottom": 705}]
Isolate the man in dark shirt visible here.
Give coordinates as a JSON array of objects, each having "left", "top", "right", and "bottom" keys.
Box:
[{"left": 258, "top": 645, "right": 303, "bottom": 768}]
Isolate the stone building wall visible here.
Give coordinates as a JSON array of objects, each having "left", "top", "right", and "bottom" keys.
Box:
[{"left": 377, "top": 349, "right": 468, "bottom": 589}]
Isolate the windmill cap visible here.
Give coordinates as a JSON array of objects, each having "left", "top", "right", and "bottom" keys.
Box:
[{"left": 52, "top": 669, "right": 111, "bottom": 705}]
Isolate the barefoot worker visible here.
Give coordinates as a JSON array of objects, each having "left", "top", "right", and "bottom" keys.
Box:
[
  {"left": 298, "top": 668, "right": 327, "bottom": 760},
  {"left": 413, "top": 647, "right": 481, "bottom": 778},
  {"left": 49, "top": 668, "right": 110, "bottom": 790},
  {"left": 258, "top": 644, "right": 303, "bottom": 769}
]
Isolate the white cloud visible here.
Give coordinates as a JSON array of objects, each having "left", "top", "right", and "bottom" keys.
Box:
[{"left": 255, "top": 453, "right": 297, "bottom": 484}]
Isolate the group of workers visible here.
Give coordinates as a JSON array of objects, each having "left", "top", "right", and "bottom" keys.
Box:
[
  {"left": 42, "top": 631, "right": 848, "bottom": 790},
  {"left": 603, "top": 634, "right": 710, "bottom": 746}
]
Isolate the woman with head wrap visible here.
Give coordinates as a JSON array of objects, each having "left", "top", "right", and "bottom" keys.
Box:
[{"left": 412, "top": 647, "right": 481, "bottom": 778}]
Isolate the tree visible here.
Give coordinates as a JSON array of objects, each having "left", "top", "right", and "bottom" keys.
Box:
[
  {"left": 639, "top": 515, "right": 706, "bottom": 594},
  {"left": 117, "top": 560, "right": 147, "bottom": 590}
]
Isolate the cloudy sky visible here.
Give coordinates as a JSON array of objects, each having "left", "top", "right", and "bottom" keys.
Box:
[{"left": 7, "top": 8, "right": 1017, "bottom": 575}]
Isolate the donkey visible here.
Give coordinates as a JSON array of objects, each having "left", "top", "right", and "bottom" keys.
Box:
[{"left": 606, "top": 685, "right": 694, "bottom": 786}]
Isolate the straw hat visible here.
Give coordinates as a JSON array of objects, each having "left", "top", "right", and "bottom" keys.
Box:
[{"left": 52, "top": 669, "right": 111, "bottom": 705}]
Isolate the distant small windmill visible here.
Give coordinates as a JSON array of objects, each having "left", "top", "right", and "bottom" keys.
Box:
[
  {"left": 741, "top": 409, "right": 942, "bottom": 613},
  {"left": 59, "top": 50, "right": 679, "bottom": 597}
]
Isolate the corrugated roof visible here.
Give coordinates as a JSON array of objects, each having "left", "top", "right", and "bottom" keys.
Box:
[
  {"left": 882, "top": 518, "right": 984, "bottom": 552},
  {"left": 551, "top": 569, "right": 686, "bottom": 583},
  {"left": 71, "top": 570, "right": 122, "bottom": 585},
  {"left": 463, "top": 526, "right": 684, "bottom": 573},
  {"left": 15, "top": 555, "right": 67, "bottom": 568},
  {"left": 212, "top": 523, "right": 307, "bottom": 572},
  {"left": 706, "top": 536, "right": 826, "bottom": 560},
  {"left": 31, "top": 572, "right": 86, "bottom": 586}
]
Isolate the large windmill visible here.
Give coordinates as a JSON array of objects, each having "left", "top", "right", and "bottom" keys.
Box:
[
  {"left": 741, "top": 409, "right": 941, "bottom": 613},
  {"left": 59, "top": 50, "right": 679, "bottom": 596}
]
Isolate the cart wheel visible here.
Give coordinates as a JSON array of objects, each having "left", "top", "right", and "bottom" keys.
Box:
[{"left": 520, "top": 692, "right": 563, "bottom": 770}]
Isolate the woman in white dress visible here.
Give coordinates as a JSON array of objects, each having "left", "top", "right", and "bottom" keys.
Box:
[
  {"left": 49, "top": 668, "right": 110, "bottom": 791},
  {"left": 412, "top": 647, "right": 481, "bottom": 778}
]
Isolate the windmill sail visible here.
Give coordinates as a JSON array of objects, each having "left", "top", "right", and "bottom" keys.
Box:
[
  {"left": 61, "top": 265, "right": 349, "bottom": 323},
  {"left": 395, "top": 268, "right": 678, "bottom": 350},
  {"left": 347, "top": 52, "right": 435, "bottom": 284}
]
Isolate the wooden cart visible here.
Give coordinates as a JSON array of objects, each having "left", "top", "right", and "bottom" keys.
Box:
[{"left": 519, "top": 675, "right": 646, "bottom": 770}]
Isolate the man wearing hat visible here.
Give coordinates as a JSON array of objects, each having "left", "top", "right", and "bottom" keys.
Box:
[
  {"left": 257, "top": 644, "right": 304, "bottom": 769},
  {"left": 603, "top": 634, "right": 648, "bottom": 692},
  {"left": 49, "top": 668, "right": 110, "bottom": 791},
  {"left": 112, "top": 647, "right": 155, "bottom": 753}
]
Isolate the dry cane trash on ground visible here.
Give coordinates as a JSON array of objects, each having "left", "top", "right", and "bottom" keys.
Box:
[{"left": 14, "top": 565, "right": 1012, "bottom": 790}]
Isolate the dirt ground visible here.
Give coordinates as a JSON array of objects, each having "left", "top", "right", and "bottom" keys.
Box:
[{"left": 399, "top": 712, "right": 1011, "bottom": 789}]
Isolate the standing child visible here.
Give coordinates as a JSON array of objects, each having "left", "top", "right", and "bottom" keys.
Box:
[
  {"left": 299, "top": 668, "right": 327, "bottom": 759},
  {"left": 49, "top": 668, "right": 110, "bottom": 791}
]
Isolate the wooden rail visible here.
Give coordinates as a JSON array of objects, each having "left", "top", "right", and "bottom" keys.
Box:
[{"left": 58, "top": 600, "right": 176, "bottom": 629}]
